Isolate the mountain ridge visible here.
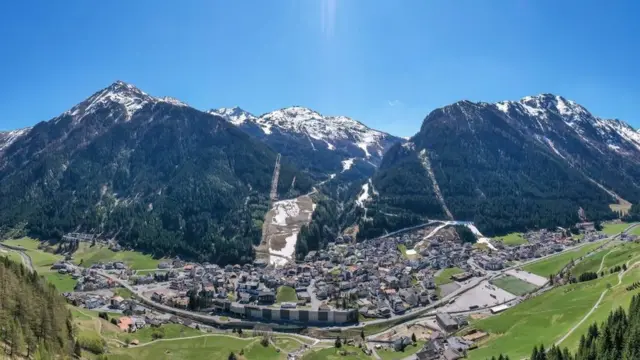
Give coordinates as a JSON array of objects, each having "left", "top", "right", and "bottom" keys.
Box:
[{"left": 359, "top": 93, "right": 639, "bottom": 239}]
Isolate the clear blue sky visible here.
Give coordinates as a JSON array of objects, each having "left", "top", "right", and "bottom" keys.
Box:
[{"left": 1, "top": 1, "right": 638, "bottom": 136}]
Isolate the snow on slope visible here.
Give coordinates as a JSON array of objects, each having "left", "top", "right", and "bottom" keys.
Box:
[
  {"left": 210, "top": 105, "right": 399, "bottom": 159},
  {"left": 493, "top": 94, "right": 640, "bottom": 156},
  {"left": 63, "top": 81, "right": 191, "bottom": 124},
  {"left": 341, "top": 158, "right": 355, "bottom": 172},
  {"left": 0, "top": 127, "right": 31, "bottom": 153}
]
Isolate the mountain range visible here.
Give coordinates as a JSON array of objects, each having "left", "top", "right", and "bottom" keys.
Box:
[
  {"left": 208, "top": 106, "right": 403, "bottom": 180},
  {"left": 0, "top": 81, "right": 638, "bottom": 262},
  {"left": 359, "top": 94, "right": 640, "bottom": 238}
]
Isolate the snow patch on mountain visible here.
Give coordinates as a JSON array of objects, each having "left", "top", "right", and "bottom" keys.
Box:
[
  {"left": 211, "top": 105, "right": 400, "bottom": 159},
  {"left": 159, "top": 96, "right": 188, "bottom": 107},
  {"left": 64, "top": 81, "right": 192, "bottom": 124},
  {"left": 0, "top": 127, "right": 31, "bottom": 153},
  {"left": 341, "top": 158, "right": 355, "bottom": 172},
  {"left": 208, "top": 106, "right": 256, "bottom": 125}
]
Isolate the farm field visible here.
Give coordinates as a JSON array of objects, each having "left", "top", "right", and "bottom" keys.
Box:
[
  {"left": 108, "top": 335, "right": 285, "bottom": 360},
  {"left": 72, "top": 242, "right": 162, "bottom": 270},
  {"left": 632, "top": 227, "right": 640, "bottom": 236},
  {"left": 521, "top": 242, "right": 603, "bottom": 277},
  {"left": 494, "top": 233, "right": 527, "bottom": 246},
  {"left": 468, "top": 274, "right": 614, "bottom": 360},
  {"left": 435, "top": 267, "right": 464, "bottom": 286},
  {"left": 490, "top": 275, "right": 538, "bottom": 296},
  {"left": 276, "top": 286, "right": 298, "bottom": 303}
]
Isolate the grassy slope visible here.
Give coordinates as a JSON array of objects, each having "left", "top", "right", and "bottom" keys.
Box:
[
  {"left": 0, "top": 250, "right": 24, "bottom": 265},
  {"left": 118, "top": 324, "right": 202, "bottom": 344},
  {"left": 44, "top": 272, "right": 77, "bottom": 292},
  {"left": 494, "top": 233, "right": 527, "bottom": 246},
  {"left": 522, "top": 242, "right": 603, "bottom": 277},
  {"left": 303, "top": 345, "right": 372, "bottom": 360},
  {"left": 490, "top": 275, "right": 538, "bottom": 296},
  {"left": 276, "top": 286, "right": 298, "bottom": 303},
  {"left": 434, "top": 267, "right": 464, "bottom": 286},
  {"left": 108, "top": 336, "right": 285, "bottom": 360},
  {"left": 561, "top": 265, "right": 640, "bottom": 350},
  {"left": 468, "top": 274, "right": 613, "bottom": 360},
  {"left": 72, "top": 243, "right": 162, "bottom": 270},
  {"left": 602, "top": 222, "right": 630, "bottom": 235}
]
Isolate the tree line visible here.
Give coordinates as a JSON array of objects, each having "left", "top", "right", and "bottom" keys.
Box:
[{"left": 0, "top": 256, "right": 75, "bottom": 359}]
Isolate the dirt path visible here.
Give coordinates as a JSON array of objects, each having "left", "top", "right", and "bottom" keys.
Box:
[
  {"left": 597, "top": 248, "right": 615, "bottom": 273},
  {"left": 556, "top": 259, "right": 640, "bottom": 346}
]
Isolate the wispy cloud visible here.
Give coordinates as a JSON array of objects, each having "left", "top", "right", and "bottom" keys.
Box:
[
  {"left": 321, "top": 0, "right": 338, "bottom": 37},
  {"left": 388, "top": 100, "right": 403, "bottom": 107}
]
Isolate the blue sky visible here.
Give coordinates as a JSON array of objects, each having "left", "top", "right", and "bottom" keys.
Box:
[{"left": 1, "top": 1, "right": 638, "bottom": 136}]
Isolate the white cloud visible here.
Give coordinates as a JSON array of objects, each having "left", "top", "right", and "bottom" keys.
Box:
[
  {"left": 388, "top": 100, "right": 403, "bottom": 107},
  {"left": 321, "top": 0, "right": 338, "bottom": 37}
]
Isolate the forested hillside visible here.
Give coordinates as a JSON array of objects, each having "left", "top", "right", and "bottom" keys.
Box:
[
  {"left": 0, "top": 82, "right": 312, "bottom": 265},
  {"left": 0, "top": 257, "right": 75, "bottom": 358},
  {"left": 362, "top": 95, "right": 640, "bottom": 238}
]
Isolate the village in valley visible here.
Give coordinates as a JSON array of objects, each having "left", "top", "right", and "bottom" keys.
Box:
[{"left": 28, "top": 219, "right": 636, "bottom": 360}]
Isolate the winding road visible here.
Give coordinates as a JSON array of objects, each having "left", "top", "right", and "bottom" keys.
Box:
[{"left": 0, "top": 242, "right": 34, "bottom": 271}]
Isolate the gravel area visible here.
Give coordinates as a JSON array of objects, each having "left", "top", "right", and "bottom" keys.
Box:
[
  {"left": 506, "top": 269, "right": 548, "bottom": 286},
  {"left": 441, "top": 280, "right": 516, "bottom": 312}
]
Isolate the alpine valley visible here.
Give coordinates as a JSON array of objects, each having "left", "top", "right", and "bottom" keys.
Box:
[{"left": 1, "top": 82, "right": 639, "bottom": 264}]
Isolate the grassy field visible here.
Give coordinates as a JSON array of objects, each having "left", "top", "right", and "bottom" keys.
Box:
[
  {"left": 598, "top": 242, "right": 640, "bottom": 273},
  {"left": 0, "top": 249, "right": 24, "bottom": 265},
  {"left": 561, "top": 265, "right": 640, "bottom": 350},
  {"left": 522, "top": 242, "right": 603, "bottom": 277},
  {"left": 44, "top": 272, "right": 77, "bottom": 292},
  {"left": 114, "top": 287, "right": 134, "bottom": 299},
  {"left": 276, "top": 286, "right": 298, "bottom": 303},
  {"left": 602, "top": 222, "right": 631, "bottom": 235},
  {"left": 468, "top": 274, "right": 615, "bottom": 360},
  {"left": 303, "top": 345, "right": 372, "bottom": 360},
  {"left": 435, "top": 267, "right": 464, "bottom": 286},
  {"left": 274, "top": 336, "right": 307, "bottom": 352},
  {"left": 490, "top": 275, "right": 538, "bottom": 296},
  {"left": 377, "top": 341, "right": 425, "bottom": 360},
  {"left": 108, "top": 335, "right": 285, "bottom": 360},
  {"left": 72, "top": 243, "right": 162, "bottom": 270},
  {"left": 118, "top": 324, "right": 202, "bottom": 344},
  {"left": 397, "top": 244, "right": 420, "bottom": 260},
  {"left": 570, "top": 247, "right": 611, "bottom": 277},
  {"left": 2, "top": 237, "right": 63, "bottom": 271},
  {"left": 494, "top": 233, "right": 527, "bottom": 246}
]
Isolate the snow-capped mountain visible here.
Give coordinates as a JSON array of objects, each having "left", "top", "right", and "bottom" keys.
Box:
[
  {"left": 209, "top": 105, "right": 404, "bottom": 179},
  {"left": 0, "top": 80, "right": 311, "bottom": 265},
  {"left": 490, "top": 94, "right": 640, "bottom": 157},
  {"left": 365, "top": 93, "right": 640, "bottom": 239},
  {"left": 63, "top": 80, "right": 188, "bottom": 124}
]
